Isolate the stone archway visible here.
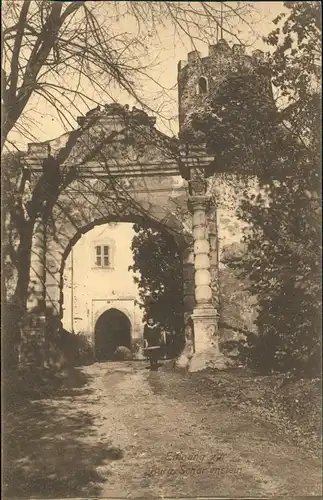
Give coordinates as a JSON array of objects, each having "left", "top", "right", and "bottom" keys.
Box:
[
  {"left": 22, "top": 105, "right": 223, "bottom": 370},
  {"left": 94, "top": 308, "right": 131, "bottom": 361},
  {"left": 56, "top": 212, "right": 192, "bottom": 320}
]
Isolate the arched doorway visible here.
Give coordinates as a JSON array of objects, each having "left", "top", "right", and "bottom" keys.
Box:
[{"left": 94, "top": 308, "right": 131, "bottom": 361}]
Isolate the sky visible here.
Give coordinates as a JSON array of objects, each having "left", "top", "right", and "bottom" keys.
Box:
[{"left": 5, "top": 1, "right": 288, "bottom": 151}]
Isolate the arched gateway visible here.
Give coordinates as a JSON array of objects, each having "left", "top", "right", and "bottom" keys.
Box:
[
  {"left": 94, "top": 308, "right": 132, "bottom": 361},
  {"left": 21, "top": 40, "right": 267, "bottom": 370},
  {"left": 22, "top": 104, "right": 220, "bottom": 371}
]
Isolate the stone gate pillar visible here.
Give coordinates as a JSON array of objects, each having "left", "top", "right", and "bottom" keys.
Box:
[
  {"left": 186, "top": 167, "right": 226, "bottom": 371},
  {"left": 20, "top": 216, "right": 47, "bottom": 366}
]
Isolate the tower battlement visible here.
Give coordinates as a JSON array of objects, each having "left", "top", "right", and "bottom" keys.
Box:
[
  {"left": 178, "top": 40, "right": 265, "bottom": 73},
  {"left": 177, "top": 39, "right": 268, "bottom": 133}
]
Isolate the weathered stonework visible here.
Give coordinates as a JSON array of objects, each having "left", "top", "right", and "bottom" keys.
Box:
[{"left": 178, "top": 40, "right": 269, "bottom": 139}]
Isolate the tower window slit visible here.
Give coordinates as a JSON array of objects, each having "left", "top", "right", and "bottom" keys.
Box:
[{"left": 198, "top": 76, "right": 208, "bottom": 94}]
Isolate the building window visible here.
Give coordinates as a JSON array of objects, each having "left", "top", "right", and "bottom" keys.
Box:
[
  {"left": 198, "top": 76, "right": 208, "bottom": 94},
  {"left": 95, "top": 245, "right": 110, "bottom": 267}
]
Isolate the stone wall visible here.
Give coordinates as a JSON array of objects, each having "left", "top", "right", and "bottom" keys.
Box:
[
  {"left": 213, "top": 174, "right": 259, "bottom": 343},
  {"left": 178, "top": 40, "right": 269, "bottom": 135}
]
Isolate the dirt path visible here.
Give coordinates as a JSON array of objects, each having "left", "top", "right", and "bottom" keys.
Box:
[{"left": 3, "top": 362, "right": 322, "bottom": 498}]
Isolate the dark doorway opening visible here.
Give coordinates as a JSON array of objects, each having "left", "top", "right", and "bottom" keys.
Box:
[
  {"left": 94, "top": 308, "right": 131, "bottom": 361},
  {"left": 198, "top": 76, "right": 208, "bottom": 94}
]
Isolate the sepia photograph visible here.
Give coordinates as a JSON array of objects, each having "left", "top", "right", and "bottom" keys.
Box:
[{"left": 1, "top": 1, "right": 322, "bottom": 498}]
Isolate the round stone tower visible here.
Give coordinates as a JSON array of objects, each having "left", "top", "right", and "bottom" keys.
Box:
[
  {"left": 177, "top": 40, "right": 273, "bottom": 370},
  {"left": 177, "top": 39, "right": 269, "bottom": 138}
]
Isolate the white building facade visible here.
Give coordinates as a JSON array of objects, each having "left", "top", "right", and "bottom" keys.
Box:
[{"left": 62, "top": 223, "right": 144, "bottom": 359}]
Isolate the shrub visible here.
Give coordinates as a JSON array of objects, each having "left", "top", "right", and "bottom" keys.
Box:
[
  {"left": 46, "top": 320, "right": 94, "bottom": 368},
  {"left": 74, "top": 333, "right": 94, "bottom": 366},
  {"left": 114, "top": 345, "right": 133, "bottom": 360}
]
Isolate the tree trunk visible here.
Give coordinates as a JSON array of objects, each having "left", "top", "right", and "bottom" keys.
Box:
[{"left": 12, "top": 219, "right": 34, "bottom": 312}]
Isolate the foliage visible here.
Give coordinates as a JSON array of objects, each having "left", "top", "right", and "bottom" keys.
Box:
[
  {"left": 45, "top": 313, "right": 94, "bottom": 368},
  {"left": 194, "top": 2, "right": 321, "bottom": 375},
  {"left": 130, "top": 224, "right": 184, "bottom": 353},
  {"left": 190, "top": 65, "right": 280, "bottom": 177},
  {"left": 114, "top": 346, "right": 133, "bottom": 361},
  {"left": 53, "top": 330, "right": 94, "bottom": 367}
]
